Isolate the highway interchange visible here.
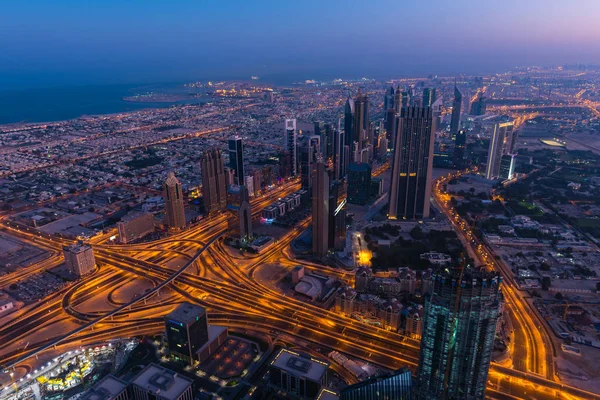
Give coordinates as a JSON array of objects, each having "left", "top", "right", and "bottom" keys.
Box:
[{"left": 0, "top": 173, "right": 599, "bottom": 400}]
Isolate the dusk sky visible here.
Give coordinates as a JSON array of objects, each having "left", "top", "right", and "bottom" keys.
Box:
[{"left": 1, "top": 0, "right": 600, "bottom": 89}]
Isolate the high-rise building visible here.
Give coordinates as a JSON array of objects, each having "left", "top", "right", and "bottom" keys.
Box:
[
  {"left": 449, "top": 85, "right": 462, "bottom": 136},
  {"left": 401, "top": 91, "right": 411, "bottom": 108},
  {"left": 340, "top": 368, "right": 413, "bottom": 400},
  {"left": 331, "top": 121, "right": 345, "bottom": 180},
  {"left": 200, "top": 148, "right": 227, "bottom": 215},
  {"left": 347, "top": 162, "right": 372, "bottom": 205},
  {"left": 131, "top": 364, "right": 194, "bottom": 400},
  {"left": 388, "top": 107, "right": 434, "bottom": 220},
  {"left": 416, "top": 267, "right": 503, "bottom": 400},
  {"left": 328, "top": 181, "right": 347, "bottom": 252},
  {"left": 499, "top": 154, "right": 515, "bottom": 180},
  {"left": 352, "top": 90, "right": 370, "bottom": 162},
  {"left": 268, "top": 349, "right": 330, "bottom": 400},
  {"left": 163, "top": 171, "right": 186, "bottom": 230},
  {"left": 422, "top": 88, "right": 436, "bottom": 107},
  {"left": 165, "top": 302, "right": 209, "bottom": 364},
  {"left": 228, "top": 137, "right": 245, "bottom": 186},
  {"left": 312, "top": 162, "right": 330, "bottom": 258},
  {"left": 117, "top": 211, "right": 154, "bottom": 244},
  {"left": 227, "top": 185, "right": 253, "bottom": 242},
  {"left": 384, "top": 86, "right": 395, "bottom": 111},
  {"left": 385, "top": 108, "right": 396, "bottom": 150},
  {"left": 453, "top": 130, "right": 467, "bottom": 168},
  {"left": 285, "top": 119, "right": 298, "bottom": 176},
  {"left": 314, "top": 121, "right": 328, "bottom": 158},
  {"left": 470, "top": 94, "right": 486, "bottom": 116},
  {"left": 501, "top": 121, "right": 516, "bottom": 154},
  {"left": 63, "top": 242, "right": 95, "bottom": 276},
  {"left": 298, "top": 135, "right": 320, "bottom": 194},
  {"left": 485, "top": 122, "right": 513, "bottom": 180}
]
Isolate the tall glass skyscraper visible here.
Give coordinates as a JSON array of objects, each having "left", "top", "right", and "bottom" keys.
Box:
[
  {"left": 340, "top": 367, "right": 413, "bottom": 400},
  {"left": 228, "top": 136, "right": 245, "bottom": 186},
  {"left": 416, "top": 267, "right": 503, "bottom": 400},
  {"left": 449, "top": 85, "right": 462, "bottom": 136},
  {"left": 388, "top": 107, "right": 434, "bottom": 220}
]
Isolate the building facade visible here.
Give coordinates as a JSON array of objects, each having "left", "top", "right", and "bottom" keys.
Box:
[
  {"left": 164, "top": 303, "right": 209, "bottom": 364},
  {"left": 163, "top": 171, "right": 186, "bottom": 230},
  {"left": 388, "top": 107, "right": 434, "bottom": 220},
  {"left": 312, "top": 162, "right": 329, "bottom": 258},
  {"left": 416, "top": 268, "right": 503, "bottom": 400},
  {"left": 347, "top": 162, "right": 372, "bottom": 205},
  {"left": 228, "top": 137, "right": 245, "bottom": 186},
  {"left": 200, "top": 148, "right": 227, "bottom": 215},
  {"left": 340, "top": 367, "right": 413, "bottom": 400},
  {"left": 63, "top": 242, "right": 95, "bottom": 277},
  {"left": 117, "top": 211, "right": 154, "bottom": 244}
]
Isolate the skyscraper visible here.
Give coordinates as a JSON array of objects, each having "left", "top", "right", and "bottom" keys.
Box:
[
  {"left": 285, "top": 119, "right": 298, "bottom": 176},
  {"left": 394, "top": 85, "right": 402, "bottom": 113},
  {"left": 227, "top": 184, "right": 252, "bottom": 242},
  {"left": 499, "top": 154, "right": 515, "bottom": 180},
  {"left": 340, "top": 368, "right": 413, "bottom": 400},
  {"left": 416, "top": 267, "right": 503, "bottom": 400},
  {"left": 449, "top": 85, "right": 462, "bottom": 136},
  {"left": 384, "top": 86, "right": 395, "bottom": 111},
  {"left": 228, "top": 136, "right": 245, "bottom": 186},
  {"left": 422, "top": 88, "right": 437, "bottom": 107},
  {"left": 388, "top": 107, "right": 434, "bottom": 220},
  {"left": 312, "top": 162, "right": 329, "bottom": 258},
  {"left": 298, "top": 135, "right": 320, "bottom": 194},
  {"left": 331, "top": 120, "right": 345, "bottom": 180},
  {"left": 352, "top": 89, "right": 370, "bottom": 162},
  {"left": 470, "top": 94, "right": 486, "bottom": 116},
  {"left": 502, "top": 120, "right": 516, "bottom": 154},
  {"left": 453, "top": 130, "right": 467, "bottom": 168},
  {"left": 163, "top": 171, "right": 186, "bottom": 230},
  {"left": 485, "top": 122, "right": 513, "bottom": 180},
  {"left": 164, "top": 302, "right": 209, "bottom": 364},
  {"left": 201, "top": 148, "right": 227, "bottom": 215},
  {"left": 347, "top": 162, "right": 372, "bottom": 205}
]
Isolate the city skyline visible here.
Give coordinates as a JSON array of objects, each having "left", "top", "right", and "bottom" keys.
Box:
[{"left": 2, "top": 1, "right": 600, "bottom": 90}]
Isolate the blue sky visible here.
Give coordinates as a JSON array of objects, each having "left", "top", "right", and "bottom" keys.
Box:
[{"left": 1, "top": 0, "right": 599, "bottom": 89}]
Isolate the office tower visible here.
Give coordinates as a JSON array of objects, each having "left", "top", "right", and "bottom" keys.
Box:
[
  {"left": 331, "top": 120, "right": 345, "bottom": 180},
  {"left": 314, "top": 121, "right": 328, "bottom": 157},
  {"left": 453, "top": 130, "right": 467, "bottom": 168},
  {"left": 298, "top": 135, "right": 320, "bottom": 194},
  {"left": 328, "top": 181, "right": 346, "bottom": 252},
  {"left": 422, "top": 88, "right": 436, "bottom": 107},
  {"left": 63, "top": 242, "right": 95, "bottom": 276},
  {"left": 344, "top": 97, "right": 355, "bottom": 152},
  {"left": 164, "top": 302, "right": 209, "bottom": 364},
  {"left": 470, "top": 94, "right": 486, "bottom": 116},
  {"left": 352, "top": 90, "right": 370, "bottom": 161},
  {"left": 416, "top": 268, "right": 503, "bottom": 400},
  {"left": 224, "top": 166, "right": 235, "bottom": 186},
  {"left": 250, "top": 168, "right": 262, "bottom": 196},
  {"left": 312, "top": 162, "right": 329, "bottom": 258},
  {"left": 228, "top": 136, "right": 245, "bottom": 186},
  {"left": 450, "top": 85, "right": 462, "bottom": 136},
  {"left": 117, "top": 211, "right": 154, "bottom": 244},
  {"left": 163, "top": 171, "right": 186, "bottom": 230},
  {"left": 393, "top": 85, "right": 402, "bottom": 113},
  {"left": 431, "top": 95, "right": 443, "bottom": 134},
  {"left": 389, "top": 107, "right": 434, "bottom": 220},
  {"left": 340, "top": 368, "right": 413, "bottom": 400},
  {"left": 263, "top": 164, "right": 274, "bottom": 187},
  {"left": 200, "top": 148, "right": 227, "bottom": 215},
  {"left": 385, "top": 108, "right": 396, "bottom": 150},
  {"left": 384, "top": 86, "right": 395, "bottom": 111},
  {"left": 499, "top": 154, "right": 515, "bottom": 180},
  {"left": 324, "top": 123, "right": 335, "bottom": 161},
  {"left": 501, "top": 120, "right": 516, "bottom": 154},
  {"left": 131, "top": 364, "right": 194, "bottom": 400},
  {"left": 401, "top": 90, "right": 411, "bottom": 108},
  {"left": 485, "top": 122, "right": 513, "bottom": 180},
  {"left": 347, "top": 162, "right": 372, "bottom": 205},
  {"left": 268, "top": 349, "right": 329, "bottom": 399},
  {"left": 228, "top": 184, "right": 253, "bottom": 242},
  {"left": 285, "top": 119, "right": 298, "bottom": 176}
]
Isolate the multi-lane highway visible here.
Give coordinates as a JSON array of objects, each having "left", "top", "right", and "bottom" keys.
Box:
[{"left": 1, "top": 177, "right": 599, "bottom": 400}]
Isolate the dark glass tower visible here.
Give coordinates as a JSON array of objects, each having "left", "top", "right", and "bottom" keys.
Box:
[
  {"left": 228, "top": 136, "right": 245, "bottom": 186},
  {"left": 384, "top": 86, "right": 395, "bottom": 111},
  {"left": 422, "top": 88, "right": 437, "bottom": 107},
  {"left": 449, "top": 85, "right": 462, "bottom": 136},
  {"left": 312, "top": 162, "right": 329, "bottom": 258},
  {"left": 340, "top": 368, "right": 413, "bottom": 400},
  {"left": 453, "top": 130, "right": 467, "bottom": 168},
  {"left": 388, "top": 107, "right": 434, "bottom": 220},
  {"left": 165, "top": 303, "right": 209, "bottom": 365},
  {"left": 352, "top": 90, "right": 370, "bottom": 161},
  {"left": 416, "top": 267, "right": 503, "bottom": 400},
  {"left": 347, "top": 162, "right": 372, "bottom": 205}
]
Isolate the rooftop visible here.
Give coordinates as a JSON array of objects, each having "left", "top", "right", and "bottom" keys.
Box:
[
  {"left": 80, "top": 375, "right": 128, "bottom": 400},
  {"left": 166, "top": 302, "right": 206, "bottom": 326},
  {"left": 131, "top": 364, "right": 193, "bottom": 400},
  {"left": 271, "top": 349, "right": 329, "bottom": 382}
]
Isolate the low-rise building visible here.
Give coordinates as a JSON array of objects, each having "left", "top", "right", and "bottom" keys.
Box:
[
  {"left": 268, "top": 349, "right": 329, "bottom": 400},
  {"left": 131, "top": 364, "right": 194, "bottom": 400}
]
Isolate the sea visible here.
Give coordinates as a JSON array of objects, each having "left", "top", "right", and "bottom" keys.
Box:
[{"left": 0, "top": 83, "right": 213, "bottom": 125}]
